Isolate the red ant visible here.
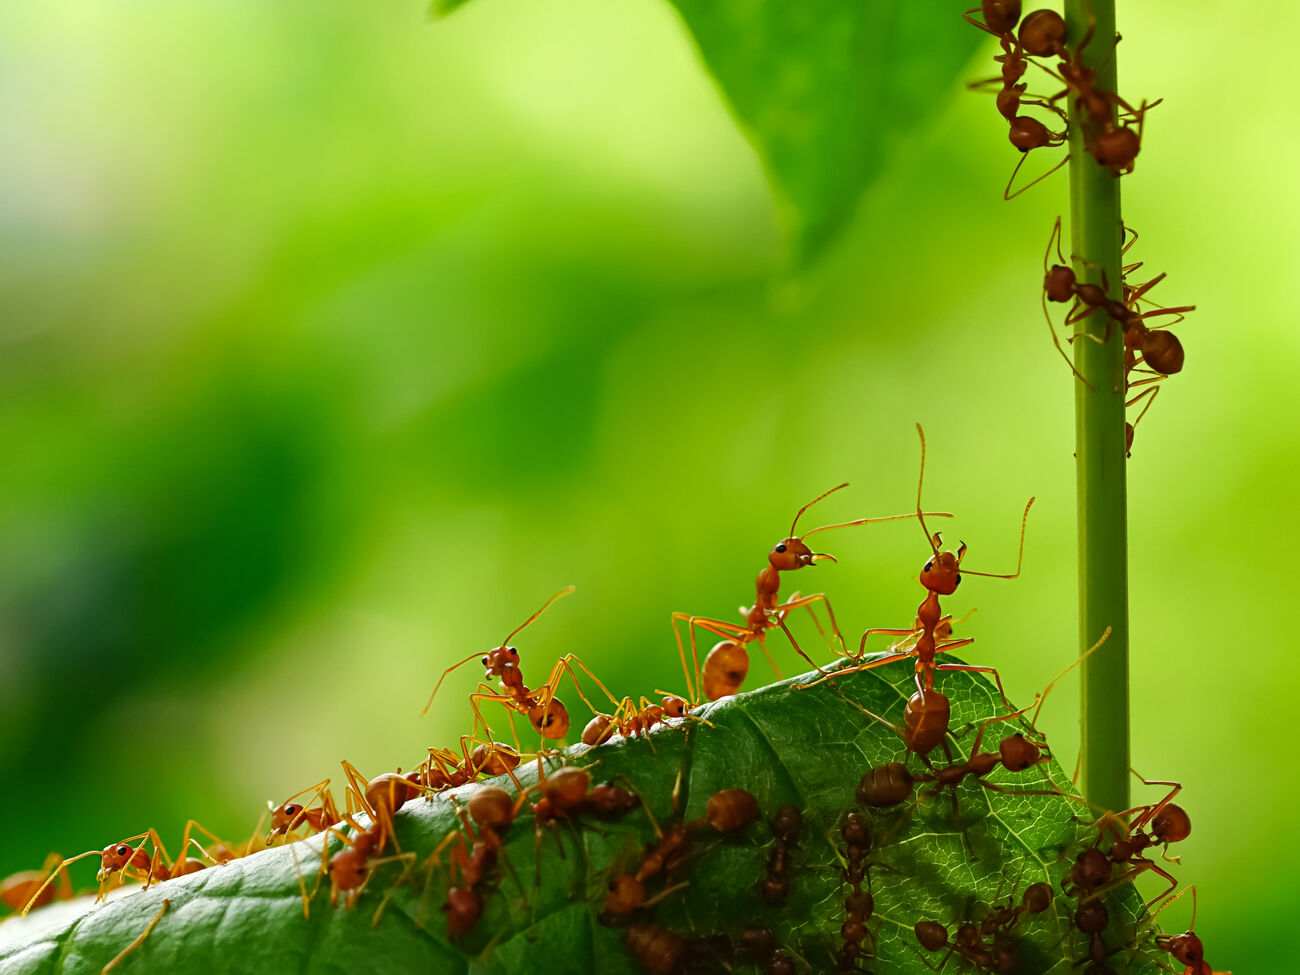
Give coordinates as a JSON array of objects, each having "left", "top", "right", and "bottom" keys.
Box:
[
  {"left": 1034, "top": 15, "right": 1161, "bottom": 176},
  {"left": 267, "top": 779, "right": 341, "bottom": 844},
  {"left": 581, "top": 692, "right": 693, "bottom": 746},
  {"left": 414, "top": 737, "right": 525, "bottom": 794},
  {"left": 798, "top": 424, "right": 1031, "bottom": 714},
  {"left": 20, "top": 822, "right": 223, "bottom": 914},
  {"left": 1151, "top": 887, "right": 1232, "bottom": 975},
  {"left": 423, "top": 587, "right": 619, "bottom": 745},
  {"left": 964, "top": 6, "right": 1073, "bottom": 199},
  {"left": 760, "top": 804, "right": 802, "bottom": 906},
  {"left": 834, "top": 810, "right": 875, "bottom": 970},
  {"left": 603, "top": 785, "right": 758, "bottom": 919},
  {"left": 674, "top": 484, "right": 953, "bottom": 703},
  {"left": 1091, "top": 772, "right": 1191, "bottom": 906},
  {"left": 855, "top": 629, "right": 1108, "bottom": 817}
]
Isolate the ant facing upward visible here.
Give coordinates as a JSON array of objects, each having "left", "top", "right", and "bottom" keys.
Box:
[
  {"left": 798, "top": 424, "right": 1032, "bottom": 715},
  {"left": 673, "top": 484, "right": 954, "bottom": 702}
]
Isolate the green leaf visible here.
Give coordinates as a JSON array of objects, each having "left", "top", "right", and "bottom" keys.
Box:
[
  {"left": 0, "top": 662, "right": 1166, "bottom": 974},
  {"left": 662, "top": 0, "right": 984, "bottom": 258},
  {"left": 434, "top": 0, "right": 983, "bottom": 258}
]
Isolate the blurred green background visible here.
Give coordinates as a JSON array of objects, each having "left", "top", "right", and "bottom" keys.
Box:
[{"left": 0, "top": 0, "right": 1292, "bottom": 968}]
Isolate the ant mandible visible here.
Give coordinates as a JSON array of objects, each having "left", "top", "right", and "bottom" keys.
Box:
[{"left": 674, "top": 483, "right": 953, "bottom": 702}]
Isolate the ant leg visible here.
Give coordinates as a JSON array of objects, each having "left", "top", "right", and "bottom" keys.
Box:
[
  {"left": 1041, "top": 293, "right": 1094, "bottom": 388},
  {"left": 20, "top": 849, "right": 101, "bottom": 915},
  {"left": 793, "top": 650, "right": 915, "bottom": 690},
  {"left": 955, "top": 496, "right": 1035, "bottom": 581},
  {"left": 102, "top": 898, "right": 170, "bottom": 974},
  {"left": 1005, "top": 149, "right": 1070, "bottom": 201},
  {"left": 779, "top": 592, "right": 846, "bottom": 653},
  {"left": 753, "top": 632, "right": 784, "bottom": 681},
  {"left": 1125, "top": 773, "right": 1181, "bottom": 831},
  {"left": 421, "top": 651, "right": 483, "bottom": 717},
  {"left": 935, "top": 662, "right": 1014, "bottom": 713},
  {"left": 773, "top": 614, "right": 826, "bottom": 677},
  {"left": 548, "top": 654, "right": 623, "bottom": 715}
]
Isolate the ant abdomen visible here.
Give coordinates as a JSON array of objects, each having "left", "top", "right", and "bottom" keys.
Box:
[
  {"left": 705, "top": 789, "right": 760, "bottom": 832},
  {"left": 527, "top": 698, "right": 570, "bottom": 739},
  {"left": 1142, "top": 330, "right": 1185, "bottom": 374},
  {"left": 904, "top": 689, "right": 950, "bottom": 756},
  {"left": 915, "top": 920, "right": 948, "bottom": 952},
  {"left": 857, "top": 763, "right": 915, "bottom": 808},
  {"left": 1018, "top": 9, "right": 1067, "bottom": 57},
  {"left": 624, "top": 924, "right": 689, "bottom": 975},
  {"left": 1152, "top": 803, "right": 1192, "bottom": 844}
]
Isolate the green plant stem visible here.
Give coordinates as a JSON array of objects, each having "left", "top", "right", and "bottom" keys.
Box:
[{"left": 1066, "top": 0, "right": 1129, "bottom": 815}]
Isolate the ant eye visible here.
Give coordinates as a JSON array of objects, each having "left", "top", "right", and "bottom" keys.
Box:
[
  {"left": 923, "top": 559, "right": 934, "bottom": 572},
  {"left": 775, "top": 544, "right": 787, "bottom": 553},
  {"left": 480, "top": 655, "right": 489, "bottom": 666},
  {"left": 509, "top": 648, "right": 518, "bottom": 657},
  {"left": 117, "top": 845, "right": 130, "bottom": 856},
  {"left": 954, "top": 576, "right": 962, "bottom": 588}
]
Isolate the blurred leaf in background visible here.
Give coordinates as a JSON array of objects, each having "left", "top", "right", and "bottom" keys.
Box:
[{"left": 1, "top": 0, "right": 1296, "bottom": 971}]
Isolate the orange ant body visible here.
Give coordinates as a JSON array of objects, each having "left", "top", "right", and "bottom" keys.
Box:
[
  {"left": 674, "top": 484, "right": 952, "bottom": 702},
  {"left": 424, "top": 587, "right": 618, "bottom": 744},
  {"left": 797, "top": 425, "right": 1031, "bottom": 714},
  {"left": 268, "top": 779, "right": 341, "bottom": 844},
  {"left": 20, "top": 821, "right": 226, "bottom": 914}
]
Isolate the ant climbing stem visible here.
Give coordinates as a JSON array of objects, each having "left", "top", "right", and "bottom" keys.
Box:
[
  {"left": 798, "top": 424, "right": 1032, "bottom": 716},
  {"left": 672, "top": 483, "right": 954, "bottom": 703}
]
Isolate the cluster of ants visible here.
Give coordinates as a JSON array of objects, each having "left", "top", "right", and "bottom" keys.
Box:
[
  {"left": 965, "top": 0, "right": 1158, "bottom": 195},
  {"left": 965, "top": 2, "right": 1194, "bottom": 453},
  {"left": 2, "top": 426, "right": 1225, "bottom": 974}
]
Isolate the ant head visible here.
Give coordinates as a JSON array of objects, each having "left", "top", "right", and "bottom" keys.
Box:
[
  {"left": 1151, "top": 803, "right": 1192, "bottom": 845},
  {"left": 329, "top": 848, "right": 369, "bottom": 891},
  {"left": 1159, "top": 932, "right": 1204, "bottom": 966},
  {"left": 997, "top": 732, "right": 1043, "bottom": 772},
  {"left": 767, "top": 536, "right": 825, "bottom": 571},
  {"left": 269, "top": 802, "right": 302, "bottom": 833},
  {"left": 661, "top": 695, "right": 687, "bottom": 718},
  {"left": 97, "top": 843, "right": 136, "bottom": 881},
  {"left": 481, "top": 646, "right": 520, "bottom": 675},
  {"left": 1044, "top": 264, "right": 1075, "bottom": 302},
  {"left": 919, "top": 534, "right": 965, "bottom": 595},
  {"left": 1093, "top": 126, "right": 1140, "bottom": 175}
]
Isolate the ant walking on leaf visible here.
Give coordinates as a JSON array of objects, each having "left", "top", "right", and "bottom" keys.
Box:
[
  {"left": 797, "top": 424, "right": 1031, "bottom": 717},
  {"left": 674, "top": 483, "right": 953, "bottom": 702}
]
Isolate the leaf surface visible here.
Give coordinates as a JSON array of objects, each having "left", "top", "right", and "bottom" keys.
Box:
[{"left": 0, "top": 661, "right": 1164, "bottom": 974}]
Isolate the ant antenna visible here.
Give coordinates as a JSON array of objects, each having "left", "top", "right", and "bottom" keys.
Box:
[
  {"left": 959, "top": 496, "right": 1036, "bottom": 579},
  {"left": 788, "top": 483, "right": 849, "bottom": 539},
  {"left": 1028, "top": 625, "right": 1111, "bottom": 728},
  {"left": 500, "top": 585, "right": 576, "bottom": 647},
  {"left": 914, "top": 424, "right": 941, "bottom": 557}
]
